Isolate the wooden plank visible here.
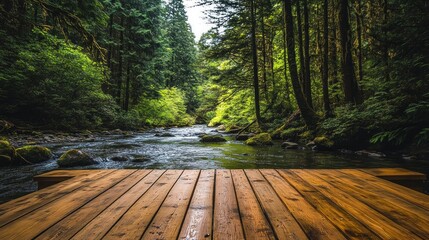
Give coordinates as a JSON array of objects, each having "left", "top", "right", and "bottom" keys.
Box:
[
  {"left": 34, "top": 170, "right": 105, "bottom": 189},
  {"left": 292, "top": 169, "right": 421, "bottom": 240},
  {"left": 277, "top": 170, "right": 380, "bottom": 240},
  {"left": 231, "top": 170, "right": 275, "bottom": 240},
  {"left": 102, "top": 170, "right": 183, "bottom": 240},
  {"left": 261, "top": 169, "right": 346, "bottom": 239},
  {"left": 70, "top": 170, "right": 165, "bottom": 240},
  {"left": 142, "top": 170, "right": 200, "bottom": 239},
  {"left": 0, "top": 170, "right": 136, "bottom": 240},
  {"left": 360, "top": 168, "right": 426, "bottom": 181},
  {"left": 314, "top": 169, "right": 429, "bottom": 239},
  {"left": 346, "top": 169, "right": 429, "bottom": 211},
  {"left": 244, "top": 170, "right": 308, "bottom": 240},
  {"left": 0, "top": 169, "right": 115, "bottom": 227},
  {"left": 35, "top": 170, "right": 151, "bottom": 240},
  {"left": 213, "top": 169, "right": 245, "bottom": 240},
  {"left": 179, "top": 170, "right": 215, "bottom": 240}
]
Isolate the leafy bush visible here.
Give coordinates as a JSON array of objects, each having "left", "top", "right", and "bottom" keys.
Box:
[
  {"left": 133, "top": 88, "right": 195, "bottom": 126},
  {"left": 0, "top": 29, "right": 117, "bottom": 129}
]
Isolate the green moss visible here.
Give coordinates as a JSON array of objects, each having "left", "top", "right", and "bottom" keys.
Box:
[
  {"left": 298, "top": 130, "right": 313, "bottom": 141},
  {"left": 16, "top": 145, "right": 52, "bottom": 163},
  {"left": 280, "top": 127, "right": 305, "bottom": 140},
  {"left": 245, "top": 133, "right": 273, "bottom": 146},
  {"left": 200, "top": 134, "right": 227, "bottom": 143},
  {"left": 313, "top": 136, "right": 335, "bottom": 150},
  {"left": 0, "top": 140, "right": 15, "bottom": 158},
  {"left": 57, "top": 149, "right": 96, "bottom": 167}
]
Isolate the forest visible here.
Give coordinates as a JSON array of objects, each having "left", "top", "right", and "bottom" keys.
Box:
[{"left": 0, "top": 0, "right": 428, "bottom": 153}]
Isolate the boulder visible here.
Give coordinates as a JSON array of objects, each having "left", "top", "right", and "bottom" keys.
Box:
[
  {"left": 200, "top": 134, "right": 227, "bottom": 143},
  {"left": 57, "top": 149, "right": 97, "bottom": 167},
  {"left": 245, "top": 133, "right": 273, "bottom": 146},
  {"left": 16, "top": 145, "right": 52, "bottom": 164},
  {"left": 312, "top": 136, "right": 334, "bottom": 151},
  {"left": 281, "top": 141, "right": 299, "bottom": 149}
]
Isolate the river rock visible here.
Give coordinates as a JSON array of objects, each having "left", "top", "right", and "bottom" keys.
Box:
[
  {"left": 57, "top": 149, "right": 97, "bottom": 167},
  {"left": 200, "top": 134, "right": 227, "bottom": 143},
  {"left": 111, "top": 156, "right": 128, "bottom": 162},
  {"left": 236, "top": 134, "right": 251, "bottom": 141},
  {"left": 132, "top": 156, "right": 151, "bottom": 162},
  {"left": 216, "top": 125, "right": 226, "bottom": 131},
  {"left": 355, "top": 150, "right": 386, "bottom": 158},
  {"left": 245, "top": 133, "right": 273, "bottom": 146},
  {"left": 312, "top": 136, "right": 334, "bottom": 151},
  {"left": 16, "top": 145, "right": 52, "bottom": 164},
  {"left": 155, "top": 133, "right": 175, "bottom": 137},
  {"left": 281, "top": 141, "right": 299, "bottom": 149}
]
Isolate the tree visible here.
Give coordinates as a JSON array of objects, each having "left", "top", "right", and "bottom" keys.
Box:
[
  {"left": 339, "top": 0, "right": 361, "bottom": 104},
  {"left": 283, "top": 0, "right": 318, "bottom": 127},
  {"left": 322, "top": 0, "right": 332, "bottom": 115},
  {"left": 250, "top": 0, "right": 262, "bottom": 125}
]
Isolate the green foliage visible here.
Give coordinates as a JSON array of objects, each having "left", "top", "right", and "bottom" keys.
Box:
[
  {"left": 0, "top": 29, "right": 117, "bottom": 129},
  {"left": 133, "top": 88, "right": 195, "bottom": 126},
  {"left": 209, "top": 89, "right": 256, "bottom": 128}
]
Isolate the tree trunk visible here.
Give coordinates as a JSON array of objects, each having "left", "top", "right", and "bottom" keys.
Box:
[
  {"left": 322, "top": 0, "right": 332, "bottom": 115},
  {"left": 283, "top": 0, "right": 318, "bottom": 127},
  {"left": 296, "top": 0, "right": 305, "bottom": 88},
  {"left": 281, "top": 1, "right": 291, "bottom": 105},
  {"left": 124, "top": 17, "right": 131, "bottom": 111},
  {"left": 303, "top": 0, "right": 312, "bottom": 108},
  {"left": 339, "top": 0, "right": 361, "bottom": 104},
  {"left": 250, "top": 0, "right": 262, "bottom": 125},
  {"left": 116, "top": 15, "right": 124, "bottom": 105},
  {"left": 356, "top": 0, "right": 363, "bottom": 82},
  {"left": 260, "top": 5, "right": 268, "bottom": 102}
]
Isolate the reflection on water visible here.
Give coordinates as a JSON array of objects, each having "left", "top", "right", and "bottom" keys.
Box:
[{"left": 1, "top": 124, "right": 428, "bottom": 203}]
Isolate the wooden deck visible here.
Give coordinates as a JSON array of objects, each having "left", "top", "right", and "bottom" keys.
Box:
[{"left": 0, "top": 169, "right": 428, "bottom": 239}]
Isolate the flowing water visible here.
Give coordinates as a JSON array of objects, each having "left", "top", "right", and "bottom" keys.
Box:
[{"left": 1, "top": 124, "right": 428, "bottom": 203}]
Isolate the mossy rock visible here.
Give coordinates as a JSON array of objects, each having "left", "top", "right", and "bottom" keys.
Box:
[
  {"left": 16, "top": 145, "right": 52, "bottom": 164},
  {"left": 200, "top": 134, "right": 227, "bottom": 143},
  {"left": 280, "top": 127, "right": 305, "bottom": 140},
  {"left": 57, "top": 149, "right": 96, "bottom": 167},
  {"left": 313, "top": 136, "right": 334, "bottom": 151},
  {"left": 0, "top": 140, "right": 15, "bottom": 158},
  {"left": 245, "top": 133, "right": 273, "bottom": 146}
]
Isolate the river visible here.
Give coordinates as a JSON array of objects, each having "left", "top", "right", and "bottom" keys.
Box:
[{"left": 1, "top": 124, "right": 428, "bottom": 203}]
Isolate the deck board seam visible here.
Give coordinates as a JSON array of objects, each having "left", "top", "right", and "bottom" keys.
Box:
[
  {"left": 41, "top": 169, "right": 139, "bottom": 239},
  {"left": 175, "top": 169, "right": 201, "bottom": 240},
  {"left": 0, "top": 169, "right": 119, "bottom": 228},
  {"left": 231, "top": 170, "right": 248, "bottom": 240},
  {"left": 54, "top": 169, "right": 153, "bottom": 240},
  {"left": 243, "top": 169, "right": 278, "bottom": 240},
  {"left": 138, "top": 170, "right": 185, "bottom": 240},
  {"left": 258, "top": 169, "right": 314, "bottom": 240},
  {"left": 320, "top": 170, "right": 429, "bottom": 239},
  {"left": 292, "top": 169, "right": 421, "bottom": 239},
  {"left": 276, "top": 169, "right": 379, "bottom": 240}
]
